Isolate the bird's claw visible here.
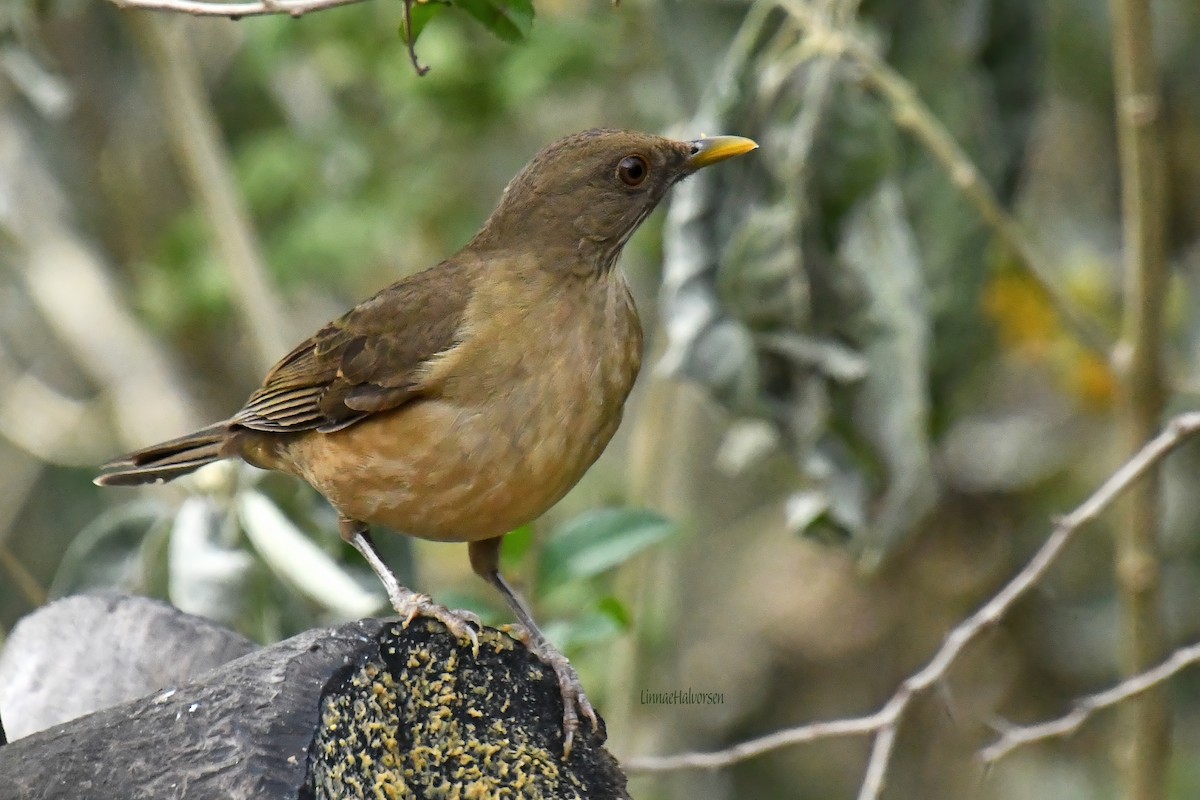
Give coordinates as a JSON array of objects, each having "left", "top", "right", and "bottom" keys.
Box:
[
  {"left": 501, "top": 622, "right": 533, "bottom": 647},
  {"left": 520, "top": 633, "right": 599, "bottom": 758},
  {"left": 395, "top": 592, "right": 481, "bottom": 656}
]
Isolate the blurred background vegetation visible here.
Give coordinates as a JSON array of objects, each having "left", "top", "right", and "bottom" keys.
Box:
[{"left": 2, "top": 0, "right": 1200, "bottom": 797}]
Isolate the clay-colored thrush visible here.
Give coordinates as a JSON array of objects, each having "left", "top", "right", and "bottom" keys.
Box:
[{"left": 96, "top": 128, "right": 757, "bottom": 753}]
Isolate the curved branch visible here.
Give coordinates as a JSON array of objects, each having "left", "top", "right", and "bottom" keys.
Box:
[
  {"left": 982, "top": 641, "right": 1200, "bottom": 764},
  {"left": 108, "top": 0, "right": 367, "bottom": 18},
  {"left": 624, "top": 412, "right": 1200, "bottom": 800},
  {"left": 624, "top": 712, "right": 887, "bottom": 772}
]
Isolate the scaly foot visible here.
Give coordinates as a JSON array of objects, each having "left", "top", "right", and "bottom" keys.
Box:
[
  {"left": 535, "top": 639, "right": 600, "bottom": 757},
  {"left": 343, "top": 522, "right": 481, "bottom": 653},
  {"left": 469, "top": 540, "right": 603, "bottom": 757},
  {"left": 393, "top": 591, "right": 482, "bottom": 656},
  {"left": 505, "top": 623, "right": 600, "bottom": 757}
]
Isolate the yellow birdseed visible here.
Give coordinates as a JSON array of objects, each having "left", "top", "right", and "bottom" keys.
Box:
[{"left": 305, "top": 620, "right": 613, "bottom": 799}]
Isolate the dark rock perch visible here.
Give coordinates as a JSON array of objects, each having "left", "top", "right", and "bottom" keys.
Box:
[
  {"left": 0, "top": 594, "right": 629, "bottom": 800},
  {"left": 0, "top": 593, "right": 258, "bottom": 740}
]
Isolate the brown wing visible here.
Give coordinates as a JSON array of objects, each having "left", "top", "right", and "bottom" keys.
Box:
[{"left": 233, "top": 260, "right": 472, "bottom": 434}]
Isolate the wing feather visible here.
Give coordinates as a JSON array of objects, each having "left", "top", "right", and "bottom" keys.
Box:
[{"left": 231, "top": 260, "right": 472, "bottom": 434}]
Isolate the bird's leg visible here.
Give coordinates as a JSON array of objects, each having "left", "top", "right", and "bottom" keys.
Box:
[
  {"left": 340, "top": 517, "right": 480, "bottom": 654},
  {"left": 468, "top": 536, "right": 599, "bottom": 757}
]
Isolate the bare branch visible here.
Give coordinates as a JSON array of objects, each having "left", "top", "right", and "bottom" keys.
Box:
[
  {"left": 623, "top": 412, "right": 1200, "bottom": 797},
  {"left": 624, "top": 711, "right": 887, "bottom": 772},
  {"left": 856, "top": 707, "right": 900, "bottom": 800},
  {"left": 401, "top": 0, "right": 430, "bottom": 76},
  {"left": 847, "top": 415, "right": 1200, "bottom": 798},
  {"left": 0, "top": 111, "right": 202, "bottom": 448},
  {"left": 108, "top": 0, "right": 432, "bottom": 76},
  {"left": 982, "top": 641, "right": 1200, "bottom": 764},
  {"left": 107, "top": 0, "right": 367, "bottom": 18}
]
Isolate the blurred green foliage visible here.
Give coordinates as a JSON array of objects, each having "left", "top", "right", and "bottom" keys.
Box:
[
  {"left": 538, "top": 508, "right": 676, "bottom": 594},
  {"left": 441, "top": 0, "right": 535, "bottom": 44}
]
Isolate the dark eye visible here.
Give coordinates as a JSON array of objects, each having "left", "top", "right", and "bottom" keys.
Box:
[{"left": 617, "top": 155, "right": 649, "bottom": 187}]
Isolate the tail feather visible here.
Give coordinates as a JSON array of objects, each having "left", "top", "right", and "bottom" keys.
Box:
[{"left": 95, "top": 422, "right": 232, "bottom": 487}]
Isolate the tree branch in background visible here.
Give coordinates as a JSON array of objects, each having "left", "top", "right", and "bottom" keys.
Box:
[
  {"left": 981, "top": 641, "right": 1200, "bottom": 765},
  {"left": 624, "top": 711, "right": 886, "bottom": 772},
  {"left": 1109, "top": 0, "right": 1171, "bottom": 797},
  {"left": 127, "top": 14, "right": 290, "bottom": 373},
  {"left": 401, "top": 0, "right": 430, "bottom": 76},
  {"left": 0, "top": 106, "right": 202, "bottom": 450},
  {"left": 108, "top": 0, "right": 367, "bottom": 17},
  {"left": 109, "top": 0, "right": 432, "bottom": 78},
  {"left": 776, "top": 0, "right": 1113, "bottom": 358},
  {"left": 625, "top": 413, "right": 1200, "bottom": 800}
]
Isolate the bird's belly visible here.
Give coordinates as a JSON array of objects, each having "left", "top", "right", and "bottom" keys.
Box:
[
  {"left": 263, "top": 270, "right": 643, "bottom": 542},
  {"left": 282, "top": 389, "right": 624, "bottom": 543}
]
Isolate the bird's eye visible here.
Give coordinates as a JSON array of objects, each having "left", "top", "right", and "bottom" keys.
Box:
[{"left": 617, "top": 155, "right": 649, "bottom": 187}]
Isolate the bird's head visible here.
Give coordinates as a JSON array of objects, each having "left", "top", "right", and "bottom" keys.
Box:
[{"left": 473, "top": 129, "right": 757, "bottom": 272}]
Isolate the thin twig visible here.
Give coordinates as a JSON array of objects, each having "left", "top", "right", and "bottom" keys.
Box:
[
  {"left": 110, "top": 0, "right": 432, "bottom": 76},
  {"left": 108, "top": 0, "right": 366, "bottom": 18},
  {"left": 401, "top": 0, "right": 430, "bottom": 76},
  {"left": 625, "top": 711, "right": 888, "bottom": 772},
  {"left": 982, "top": 641, "right": 1200, "bottom": 764},
  {"left": 774, "top": 0, "right": 1112, "bottom": 358},
  {"left": 856, "top": 708, "right": 899, "bottom": 799},
  {"left": 624, "top": 412, "right": 1200, "bottom": 798}
]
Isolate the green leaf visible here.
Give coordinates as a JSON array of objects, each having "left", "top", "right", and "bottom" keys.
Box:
[
  {"left": 556, "top": 596, "right": 633, "bottom": 651},
  {"left": 540, "top": 605, "right": 625, "bottom": 652},
  {"left": 454, "top": 0, "right": 535, "bottom": 44},
  {"left": 400, "top": 0, "right": 450, "bottom": 46},
  {"left": 596, "top": 595, "right": 632, "bottom": 629},
  {"left": 538, "top": 508, "right": 676, "bottom": 593},
  {"left": 500, "top": 523, "right": 534, "bottom": 568},
  {"left": 433, "top": 589, "right": 504, "bottom": 625}
]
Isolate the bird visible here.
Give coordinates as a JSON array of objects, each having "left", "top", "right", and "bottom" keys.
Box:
[{"left": 95, "top": 128, "right": 758, "bottom": 755}]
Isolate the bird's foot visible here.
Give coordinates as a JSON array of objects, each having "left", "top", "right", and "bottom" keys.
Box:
[
  {"left": 508, "top": 624, "right": 600, "bottom": 757},
  {"left": 342, "top": 525, "right": 482, "bottom": 654},
  {"left": 392, "top": 590, "right": 482, "bottom": 656}
]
